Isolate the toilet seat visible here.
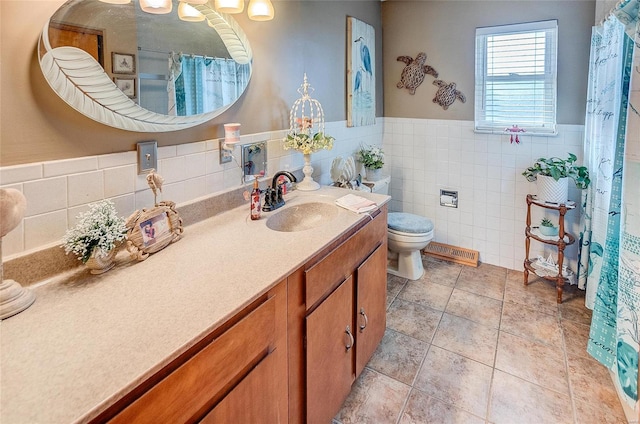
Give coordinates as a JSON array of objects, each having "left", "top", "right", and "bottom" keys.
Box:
[
  {"left": 388, "top": 212, "right": 434, "bottom": 234},
  {"left": 388, "top": 228, "right": 434, "bottom": 241}
]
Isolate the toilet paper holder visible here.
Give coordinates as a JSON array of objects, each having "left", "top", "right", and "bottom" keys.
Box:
[{"left": 440, "top": 190, "right": 458, "bottom": 208}]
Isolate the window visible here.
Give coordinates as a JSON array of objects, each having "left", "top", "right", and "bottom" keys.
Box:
[{"left": 475, "top": 20, "right": 558, "bottom": 135}]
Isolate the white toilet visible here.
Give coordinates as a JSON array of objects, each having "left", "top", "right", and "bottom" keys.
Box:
[{"left": 364, "top": 175, "right": 435, "bottom": 280}]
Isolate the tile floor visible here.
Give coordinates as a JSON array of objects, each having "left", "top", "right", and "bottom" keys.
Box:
[{"left": 334, "top": 256, "right": 629, "bottom": 424}]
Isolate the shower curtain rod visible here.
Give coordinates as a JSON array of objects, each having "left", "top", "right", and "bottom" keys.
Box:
[{"left": 137, "top": 46, "right": 232, "bottom": 61}]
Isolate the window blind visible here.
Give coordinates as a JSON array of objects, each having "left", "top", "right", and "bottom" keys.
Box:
[{"left": 475, "top": 20, "right": 558, "bottom": 135}]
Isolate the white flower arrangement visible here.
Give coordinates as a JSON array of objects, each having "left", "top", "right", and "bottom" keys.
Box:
[
  {"left": 283, "top": 131, "right": 335, "bottom": 155},
  {"left": 357, "top": 145, "right": 384, "bottom": 170},
  {"left": 283, "top": 116, "right": 335, "bottom": 155},
  {"left": 62, "top": 199, "right": 127, "bottom": 263}
]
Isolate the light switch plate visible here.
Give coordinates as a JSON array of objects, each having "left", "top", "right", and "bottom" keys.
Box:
[{"left": 137, "top": 141, "right": 158, "bottom": 174}]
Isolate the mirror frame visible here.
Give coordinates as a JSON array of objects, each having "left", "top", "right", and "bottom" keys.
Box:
[{"left": 38, "top": 5, "right": 252, "bottom": 132}]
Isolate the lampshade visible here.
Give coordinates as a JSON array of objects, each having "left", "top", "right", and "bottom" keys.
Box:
[
  {"left": 139, "top": 0, "right": 172, "bottom": 14},
  {"left": 178, "top": 2, "right": 205, "bottom": 21},
  {"left": 247, "top": 0, "right": 274, "bottom": 21},
  {"left": 215, "top": 0, "right": 244, "bottom": 14},
  {"left": 99, "top": 0, "right": 131, "bottom": 4}
]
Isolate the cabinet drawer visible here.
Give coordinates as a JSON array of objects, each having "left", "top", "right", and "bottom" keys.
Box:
[
  {"left": 200, "top": 349, "right": 280, "bottom": 423},
  {"left": 111, "top": 296, "right": 276, "bottom": 424},
  {"left": 305, "top": 207, "right": 387, "bottom": 308}
]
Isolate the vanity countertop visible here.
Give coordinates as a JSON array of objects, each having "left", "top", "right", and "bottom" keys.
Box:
[{"left": 0, "top": 186, "right": 389, "bottom": 424}]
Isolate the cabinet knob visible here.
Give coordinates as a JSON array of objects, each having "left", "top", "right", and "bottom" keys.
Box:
[
  {"left": 359, "top": 307, "right": 368, "bottom": 332},
  {"left": 345, "top": 325, "right": 354, "bottom": 351}
]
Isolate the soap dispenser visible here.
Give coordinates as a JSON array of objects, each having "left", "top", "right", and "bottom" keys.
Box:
[{"left": 250, "top": 178, "right": 261, "bottom": 220}]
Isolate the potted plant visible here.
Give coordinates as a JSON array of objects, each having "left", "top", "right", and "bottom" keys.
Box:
[
  {"left": 62, "top": 199, "right": 127, "bottom": 274},
  {"left": 522, "top": 153, "right": 590, "bottom": 204},
  {"left": 539, "top": 217, "right": 559, "bottom": 237},
  {"left": 356, "top": 144, "right": 385, "bottom": 181}
]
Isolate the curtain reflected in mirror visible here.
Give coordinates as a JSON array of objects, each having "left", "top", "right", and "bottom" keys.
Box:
[{"left": 166, "top": 54, "right": 251, "bottom": 116}]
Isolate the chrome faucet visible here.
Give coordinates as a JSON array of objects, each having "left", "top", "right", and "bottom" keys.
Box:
[{"left": 262, "top": 171, "right": 297, "bottom": 212}]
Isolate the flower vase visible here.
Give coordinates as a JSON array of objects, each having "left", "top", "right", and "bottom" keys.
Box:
[
  {"left": 85, "top": 248, "right": 116, "bottom": 274},
  {"left": 365, "top": 167, "right": 382, "bottom": 182},
  {"left": 297, "top": 153, "right": 320, "bottom": 191}
]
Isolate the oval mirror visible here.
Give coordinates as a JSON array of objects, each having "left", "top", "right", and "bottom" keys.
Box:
[{"left": 38, "top": 0, "right": 252, "bottom": 132}]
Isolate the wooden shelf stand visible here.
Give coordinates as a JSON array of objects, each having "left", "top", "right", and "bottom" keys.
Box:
[{"left": 524, "top": 194, "right": 576, "bottom": 303}]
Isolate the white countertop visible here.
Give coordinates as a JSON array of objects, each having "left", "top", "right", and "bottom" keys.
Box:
[{"left": 0, "top": 186, "right": 389, "bottom": 424}]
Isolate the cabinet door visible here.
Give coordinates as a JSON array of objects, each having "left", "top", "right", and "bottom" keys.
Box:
[
  {"left": 200, "top": 350, "right": 280, "bottom": 423},
  {"left": 355, "top": 244, "right": 387, "bottom": 377},
  {"left": 306, "top": 277, "right": 355, "bottom": 424}
]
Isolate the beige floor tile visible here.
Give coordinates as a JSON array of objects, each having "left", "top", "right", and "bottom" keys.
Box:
[
  {"left": 420, "top": 256, "right": 463, "bottom": 287},
  {"left": 566, "top": 354, "right": 622, "bottom": 406},
  {"left": 559, "top": 289, "right": 592, "bottom": 325},
  {"left": 398, "top": 279, "right": 453, "bottom": 311},
  {"left": 573, "top": 396, "right": 629, "bottom": 424},
  {"left": 504, "top": 275, "right": 559, "bottom": 316},
  {"left": 387, "top": 297, "right": 442, "bottom": 343},
  {"left": 432, "top": 313, "right": 498, "bottom": 366},
  {"left": 500, "top": 301, "right": 563, "bottom": 348},
  {"left": 495, "top": 331, "right": 569, "bottom": 395},
  {"left": 561, "top": 319, "right": 591, "bottom": 359},
  {"left": 387, "top": 274, "right": 408, "bottom": 309},
  {"left": 456, "top": 265, "right": 507, "bottom": 300},
  {"left": 445, "top": 288, "right": 503, "bottom": 329},
  {"left": 346, "top": 271, "right": 629, "bottom": 424},
  {"left": 414, "top": 345, "right": 492, "bottom": 418},
  {"left": 367, "top": 329, "right": 429, "bottom": 385},
  {"left": 399, "top": 388, "right": 485, "bottom": 424},
  {"left": 489, "top": 370, "right": 574, "bottom": 424},
  {"left": 335, "top": 368, "right": 410, "bottom": 424}
]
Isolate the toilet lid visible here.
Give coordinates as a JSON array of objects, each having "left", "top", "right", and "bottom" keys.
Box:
[{"left": 388, "top": 212, "right": 434, "bottom": 234}]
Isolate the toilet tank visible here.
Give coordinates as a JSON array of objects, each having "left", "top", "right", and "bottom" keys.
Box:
[{"left": 363, "top": 175, "right": 390, "bottom": 195}]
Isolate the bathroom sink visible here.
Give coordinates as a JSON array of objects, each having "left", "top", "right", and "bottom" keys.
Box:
[{"left": 266, "top": 202, "right": 339, "bottom": 232}]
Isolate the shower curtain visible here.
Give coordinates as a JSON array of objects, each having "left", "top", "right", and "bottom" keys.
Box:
[
  {"left": 578, "top": 1, "right": 640, "bottom": 411},
  {"left": 167, "top": 54, "right": 250, "bottom": 116}
]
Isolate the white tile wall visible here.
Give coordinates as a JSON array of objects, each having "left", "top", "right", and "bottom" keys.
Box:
[
  {"left": 2, "top": 117, "right": 585, "bottom": 273},
  {"left": 0, "top": 121, "right": 382, "bottom": 258},
  {"left": 382, "top": 118, "right": 585, "bottom": 271}
]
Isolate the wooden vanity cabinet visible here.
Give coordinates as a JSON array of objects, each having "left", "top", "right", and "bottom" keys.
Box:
[
  {"left": 100, "top": 281, "right": 288, "bottom": 424},
  {"left": 289, "top": 205, "right": 388, "bottom": 424}
]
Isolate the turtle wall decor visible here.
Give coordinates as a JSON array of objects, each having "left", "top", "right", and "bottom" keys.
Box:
[
  {"left": 396, "top": 52, "right": 438, "bottom": 95},
  {"left": 432, "top": 80, "right": 466, "bottom": 110}
]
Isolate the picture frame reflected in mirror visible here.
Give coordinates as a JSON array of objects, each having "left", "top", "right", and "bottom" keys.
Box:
[
  {"left": 114, "top": 77, "right": 136, "bottom": 98},
  {"left": 112, "top": 52, "right": 136, "bottom": 74}
]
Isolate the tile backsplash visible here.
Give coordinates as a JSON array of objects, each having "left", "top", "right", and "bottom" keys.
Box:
[
  {"left": 0, "top": 120, "right": 383, "bottom": 259},
  {"left": 0, "top": 117, "right": 585, "bottom": 274}
]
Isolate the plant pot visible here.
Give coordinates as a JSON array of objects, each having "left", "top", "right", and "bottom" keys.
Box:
[
  {"left": 539, "top": 225, "right": 559, "bottom": 237},
  {"left": 536, "top": 175, "right": 569, "bottom": 204},
  {"left": 365, "top": 167, "right": 382, "bottom": 182},
  {"left": 85, "top": 248, "right": 116, "bottom": 274}
]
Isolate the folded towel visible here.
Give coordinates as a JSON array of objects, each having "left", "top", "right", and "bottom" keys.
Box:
[{"left": 335, "top": 194, "right": 378, "bottom": 213}]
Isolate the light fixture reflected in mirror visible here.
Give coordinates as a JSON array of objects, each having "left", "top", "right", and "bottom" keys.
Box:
[
  {"left": 140, "top": 0, "right": 173, "bottom": 14},
  {"left": 99, "top": 0, "right": 131, "bottom": 4},
  {"left": 247, "top": 0, "right": 274, "bottom": 21},
  {"left": 215, "top": 0, "right": 244, "bottom": 14},
  {"left": 178, "top": 2, "right": 205, "bottom": 21},
  {"left": 180, "top": 0, "right": 207, "bottom": 4}
]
